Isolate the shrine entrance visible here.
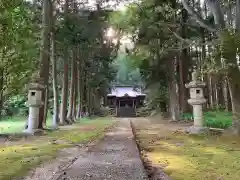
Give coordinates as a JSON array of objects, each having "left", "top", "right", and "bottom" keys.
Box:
[
  {"left": 106, "top": 86, "right": 146, "bottom": 118},
  {"left": 117, "top": 98, "right": 136, "bottom": 117},
  {"left": 119, "top": 99, "right": 134, "bottom": 107}
]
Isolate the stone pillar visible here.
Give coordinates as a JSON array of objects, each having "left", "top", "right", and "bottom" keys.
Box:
[
  {"left": 185, "top": 71, "right": 207, "bottom": 134},
  {"left": 24, "top": 76, "right": 45, "bottom": 134}
]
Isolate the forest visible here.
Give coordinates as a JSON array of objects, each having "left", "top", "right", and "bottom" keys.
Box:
[
  {"left": 1, "top": 0, "right": 237, "bottom": 132},
  {"left": 110, "top": 0, "right": 238, "bottom": 130},
  {"left": 1, "top": 0, "right": 240, "bottom": 179}
]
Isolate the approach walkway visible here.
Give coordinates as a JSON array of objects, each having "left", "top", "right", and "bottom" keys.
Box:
[{"left": 56, "top": 119, "right": 148, "bottom": 180}]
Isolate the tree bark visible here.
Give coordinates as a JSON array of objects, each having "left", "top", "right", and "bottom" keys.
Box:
[
  {"left": 43, "top": 86, "right": 49, "bottom": 126},
  {"left": 167, "top": 56, "right": 180, "bottom": 121},
  {"left": 213, "top": 76, "right": 219, "bottom": 108},
  {"left": 227, "top": 68, "right": 240, "bottom": 135},
  {"left": 59, "top": 50, "right": 69, "bottom": 125},
  {"left": 72, "top": 55, "right": 78, "bottom": 120},
  {"left": 208, "top": 75, "right": 214, "bottom": 109},
  {"left": 0, "top": 67, "right": 3, "bottom": 119},
  {"left": 93, "top": 90, "right": 101, "bottom": 115},
  {"left": 38, "top": 0, "right": 51, "bottom": 129},
  {"left": 59, "top": 0, "right": 69, "bottom": 125},
  {"left": 84, "top": 69, "right": 88, "bottom": 116},
  {"left": 81, "top": 62, "right": 86, "bottom": 116},
  {"left": 222, "top": 76, "right": 230, "bottom": 111},
  {"left": 51, "top": 32, "right": 59, "bottom": 127},
  {"left": 71, "top": 82, "right": 76, "bottom": 120},
  {"left": 76, "top": 56, "right": 82, "bottom": 119},
  {"left": 67, "top": 50, "right": 76, "bottom": 121},
  {"left": 179, "top": 7, "right": 190, "bottom": 113},
  {"left": 179, "top": 47, "right": 190, "bottom": 113},
  {"left": 86, "top": 84, "right": 91, "bottom": 116}
]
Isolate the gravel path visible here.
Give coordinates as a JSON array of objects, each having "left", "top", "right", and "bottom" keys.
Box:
[{"left": 56, "top": 118, "right": 148, "bottom": 180}]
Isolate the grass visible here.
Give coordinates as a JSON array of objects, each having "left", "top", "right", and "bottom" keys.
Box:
[
  {"left": 0, "top": 116, "right": 28, "bottom": 133},
  {"left": 0, "top": 118, "right": 114, "bottom": 180},
  {"left": 0, "top": 116, "right": 54, "bottom": 134},
  {"left": 181, "top": 111, "right": 232, "bottom": 129},
  {"left": 133, "top": 119, "right": 240, "bottom": 180}
]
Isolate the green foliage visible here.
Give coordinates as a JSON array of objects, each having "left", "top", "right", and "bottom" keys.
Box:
[
  {"left": 181, "top": 111, "right": 232, "bottom": 129},
  {"left": 180, "top": 112, "right": 193, "bottom": 121},
  {"left": 113, "top": 52, "right": 143, "bottom": 87},
  {"left": 0, "top": 1, "right": 39, "bottom": 113},
  {"left": 1, "top": 3, "right": 118, "bottom": 116},
  {"left": 2, "top": 96, "right": 27, "bottom": 117},
  {"left": 109, "top": 0, "right": 178, "bottom": 109},
  {"left": 144, "top": 83, "right": 168, "bottom": 109},
  {"left": 204, "top": 111, "right": 232, "bottom": 129}
]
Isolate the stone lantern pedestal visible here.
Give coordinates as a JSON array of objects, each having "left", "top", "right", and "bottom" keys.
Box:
[
  {"left": 185, "top": 71, "right": 208, "bottom": 134},
  {"left": 23, "top": 76, "right": 45, "bottom": 135}
]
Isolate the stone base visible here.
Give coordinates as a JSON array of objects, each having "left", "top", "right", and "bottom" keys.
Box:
[
  {"left": 186, "top": 126, "right": 209, "bottom": 134},
  {"left": 59, "top": 121, "right": 68, "bottom": 126},
  {"left": 23, "top": 128, "right": 43, "bottom": 136},
  {"left": 50, "top": 125, "right": 59, "bottom": 130}
]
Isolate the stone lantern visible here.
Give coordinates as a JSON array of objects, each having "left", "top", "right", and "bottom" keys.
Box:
[
  {"left": 23, "top": 76, "right": 45, "bottom": 134},
  {"left": 185, "top": 71, "right": 207, "bottom": 134}
]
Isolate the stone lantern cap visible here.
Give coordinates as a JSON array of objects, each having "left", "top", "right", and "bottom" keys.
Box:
[
  {"left": 185, "top": 70, "right": 206, "bottom": 88},
  {"left": 185, "top": 81, "right": 206, "bottom": 89},
  {"left": 27, "top": 76, "right": 45, "bottom": 91}
]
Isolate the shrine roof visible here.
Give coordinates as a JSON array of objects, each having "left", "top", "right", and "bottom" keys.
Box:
[{"left": 107, "top": 86, "right": 146, "bottom": 97}]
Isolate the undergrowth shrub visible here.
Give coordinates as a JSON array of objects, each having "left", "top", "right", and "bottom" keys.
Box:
[{"left": 181, "top": 111, "right": 232, "bottom": 129}]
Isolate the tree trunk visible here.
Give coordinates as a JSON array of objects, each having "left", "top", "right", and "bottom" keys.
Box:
[
  {"left": 59, "top": 0, "right": 69, "bottom": 125},
  {"left": 71, "top": 83, "right": 76, "bottom": 121},
  {"left": 94, "top": 90, "right": 101, "bottom": 115},
  {"left": 208, "top": 75, "right": 214, "bottom": 109},
  {"left": 38, "top": 0, "right": 51, "bottom": 129},
  {"left": 67, "top": 50, "right": 76, "bottom": 121},
  {"left": 87, "top": 85, "right": 91, "bottom": 116},
  {"left": 88, "top": 88, "right": 92, "bottom": 116},
  {"left": 179, "top": 8, "right": 190, "bottom": 113},
  {"left": 222, "top": 76, "right": 230, "bottom": 111},
  {"left": 43, "top": 86, "right": 49, "bottom": 126},
  {"left": 73, "top": 48, "right": 78, "bottom": 120},
  {"left": 213, "top": 76, "right": 219, "bottom": 108},
  {"left": 84, "top": 71, "right": 89, "bottom": 116},
  {"left": 179, "top": 48, "right": 190, "bottom": 113},
  {"left": 76, "top": 58, "right": 82, "bottom": 119},
  {"left": 80, "top": 63, "right": 85, "bottom": 116},
  {"left": 81, "top": 66, "right": 88, "bottom": 116},
  {"left": 167, "top": 56, "right": 180, "bottom": 121},
  {"left": 90, "top": 88, "right": 95, "bottom": 116},
  {"left": 72, "top": 61, "right": 78, "bottom": 120},
  {"left": 227, "top": 68, "right": 240, "bottom": 135},
  {"left": 59, "top": 50, "right": 69, "bottom": 125},
  {"left": 0, "top": 67, "right": 3, "bottom": 120},
  {"left": 51, "top": 32, "right": 59, "bottom": 127}
]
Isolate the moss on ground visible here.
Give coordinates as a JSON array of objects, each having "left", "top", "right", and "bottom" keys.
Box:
[
  {"left": 0, "top": 118, "right": 114, "bottom": 180},
  {"left": 133, "top": 119, "right": 240, "bottom": 180}
]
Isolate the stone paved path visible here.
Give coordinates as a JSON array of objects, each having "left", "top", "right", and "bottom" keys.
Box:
[{"left": 56, "top": 119, "right": 148, "bottom": 180}]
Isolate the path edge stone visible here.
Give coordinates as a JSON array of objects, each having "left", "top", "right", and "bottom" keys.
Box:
[{"left": 130, "top": 120, "right": 170, "bottom": 180}]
